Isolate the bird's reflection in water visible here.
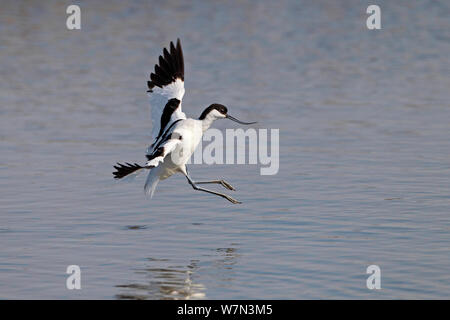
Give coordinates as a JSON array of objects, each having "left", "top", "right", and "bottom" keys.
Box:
[
  {"left": 115, "top": 259, "right": 205, "bottom": 300},
  {"left": 212, "top": 247, "right": 239, "bottom": 284},
  {"left": 115, "top": 245, "right": 239, "bottom": 300}
]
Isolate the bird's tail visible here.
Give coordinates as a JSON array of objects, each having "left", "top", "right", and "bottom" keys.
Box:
[
  {"left": 113, "top": 162, "right": 146, "bottom": 180},
  {"left": 144, "top": 167, "right": 160, "bottom": 198}
]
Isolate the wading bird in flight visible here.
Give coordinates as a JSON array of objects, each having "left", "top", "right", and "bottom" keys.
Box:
[{"left": 113, "top": 39, "right": 256, "bottom": 204}]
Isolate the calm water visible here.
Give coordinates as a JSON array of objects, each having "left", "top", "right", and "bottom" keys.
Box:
[{"left": 1, "top": 0, "right": 449, "bottom": 299}]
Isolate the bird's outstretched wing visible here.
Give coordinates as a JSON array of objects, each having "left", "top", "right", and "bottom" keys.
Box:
[{"left": 147, "top": 38, "right": 186, "bottom": 155}]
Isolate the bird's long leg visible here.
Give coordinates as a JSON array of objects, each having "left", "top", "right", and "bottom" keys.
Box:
[
  {"left": 184, "top": 166, "right": 235, "bottom": 191},
  {"left": 184, "top": 174, "right": 241, "bottom": 204},
  {"left": 194, "top": 180, "right": 236, "bottom": 191}
]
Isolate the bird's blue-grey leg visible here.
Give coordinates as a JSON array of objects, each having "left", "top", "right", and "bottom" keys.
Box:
[
  {"left": 184, "top": 166, "right": 235, "bottom": 190},
  {"left": 195, "top": 180, "right": 236, "bottom": 191},
  {"left": 184, "top": 173, "right": 241, "bottom": 204}
]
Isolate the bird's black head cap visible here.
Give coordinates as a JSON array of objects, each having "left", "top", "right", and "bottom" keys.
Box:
[{"left": 199, "top": 104, "right": 228, "bottom": 120}]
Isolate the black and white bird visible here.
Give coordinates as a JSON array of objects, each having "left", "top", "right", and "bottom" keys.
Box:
[{"left": 113, "top": 39, "right": 256, "bottom": 204}]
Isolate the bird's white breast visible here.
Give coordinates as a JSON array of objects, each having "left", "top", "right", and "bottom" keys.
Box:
[{"left": 175, "top": 119, "right": 203, "bottom": 158}]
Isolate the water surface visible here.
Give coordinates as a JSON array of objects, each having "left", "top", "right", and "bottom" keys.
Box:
[{"left": 1, "top": 0, "right": 449, "bottom": 299}]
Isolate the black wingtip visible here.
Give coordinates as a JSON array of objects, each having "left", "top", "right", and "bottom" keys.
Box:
[
  {"left": 147, "top": 39, "right": 184, "bottom": 92},
  {"left": 113, "top": 162, "right": 144, "bottom": 179}
]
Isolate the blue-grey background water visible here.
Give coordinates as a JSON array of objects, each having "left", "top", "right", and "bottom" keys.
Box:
[{"left": 1, "top": 0, "right": 449, "bottom": 299}]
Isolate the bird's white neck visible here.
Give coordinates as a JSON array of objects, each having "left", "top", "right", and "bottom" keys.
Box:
[{"left": 200, "top": 114, "right": 216, "bottom": 132}]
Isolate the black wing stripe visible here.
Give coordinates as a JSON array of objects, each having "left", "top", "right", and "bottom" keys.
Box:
[
  {"left": 154, "top": 64, "right": 170, "bottom": 80},
  {"left": 158, "top": 55, "right": 172, "bottom": 75},
  {"left": 146, "top": 146, "right": 165, "bottom": 161},
  {"left": 176, "top": 39, "right": 184, "bottom": 77},
  {"left": 149, "top": 119, "right": 183, "bottom": 154},
  {"left": 169, "top": 42, "right": 176, "bottom": 68},
  {"left": 155, "top": 98, "right": 180, "bottom": 143},
  {"left": 163, "top": 48, "right": 173, "bottom": 70},
  {"left": 147, "top": 38, "right": 184, "bottom": 92},
  {"left": 150, "top": 73, "right": 163, "bottom": 86}
]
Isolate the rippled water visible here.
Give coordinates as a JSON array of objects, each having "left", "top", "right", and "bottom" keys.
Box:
[{"left": 1, "top": 0, "right": 449, "bottom": 299}]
